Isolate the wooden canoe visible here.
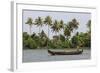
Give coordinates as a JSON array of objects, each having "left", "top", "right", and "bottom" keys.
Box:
[{"left": 48, "top": 49, "right": 83, "bottom": 55}]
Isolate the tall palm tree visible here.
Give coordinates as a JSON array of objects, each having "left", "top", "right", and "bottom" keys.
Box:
[
  {"left": 87, "top": 20, "right": 91, "bottom": 33},
  {"left": 44, "top": 16, "right": 52, "bottom": 39},
  {"left": 86, "top": 20, "right": 91, "bottom": 43},
  {"left": 59, "top": 20, "right": 64, "bottom": 30},
  {"left": 59, "top": 20, "right": 64, "bottom": 35},
  {"left": 35, "top": 16, "right": 43, "bottom": 34},
  {"left": 52, "top": 20, "right": 64, "bottom": 36},
  {"left": 52, "top": 20, "right": 60, "bottom": 36},
  {"left": 25, "top": 17, "right": 33, "bottom": 35}
]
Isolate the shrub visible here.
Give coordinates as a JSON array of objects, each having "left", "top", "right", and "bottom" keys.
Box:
[
  {"left": 59, "top": 34, "right": 65, "bottom": 42},
  {"left": 27, "top": 37, "right": 37, "bottom": 49},
  {"left": 61, "top": 40, "right": 72, "bottom": 48},
  {"left": 48, "top": 40, "right": 57, "bottom": 49},
  {"left": 23, "top": 38, "right": 29, "bottom": 49}
]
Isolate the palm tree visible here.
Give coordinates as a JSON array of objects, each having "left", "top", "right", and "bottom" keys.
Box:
[
  {"left": 52, "top": 20, "right": 60, "bottom": 36},
  {"left": 68, "top": 18, "right": 79, "bottom": 32},
  {"left": 59, "top": 20, "right": 64, "bottom": 31},
  {"left": 64, "top": 18, "right": 79, "bottom": 38},
  {"left": 35, "top": 16, "right": 43, "bottom": 34},
  {"left": 52, "top": 20, "right": 64, "bottom": 38},
  {"left": 58, "top": 20, "right": 64, "bottom": 41},
  {"left": 64, "top": 25, "right": 71, "bottom": 39},
  {"left": 87, "top": 20, "right": 91, "bottom": 33},
  {"left": 25, "top": 17, "right": 33, "bottom": 35},
  {"left": 86, "top": 20, "right": 91, "bottom": 47},
  {"left": 44, "top": 16, "right": 52, "bottom": 38},
  {"left": 71, "top": 18, "right": 79, "bottom": 29}
]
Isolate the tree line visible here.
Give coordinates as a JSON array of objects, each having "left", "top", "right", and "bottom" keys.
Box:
[{"left": 23, "top": 16, "right": 91, "bottom": 49}]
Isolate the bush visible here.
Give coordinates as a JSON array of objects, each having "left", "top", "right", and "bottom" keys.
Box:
[
  {"left": 27, "top": 37, "right": 37, "bottom": 49},
  {"left": 59, "top": 34, "right": 65, "bottom": 42},
  {"left": 48, "top": 40, "right": 57, "bottom": 49},
  {"left": 61, "top": 40, "right": 72, "bottom": 48},
  {"left": 71, "top": 36, "right": 78, "bottom": 48},
  {"left": 23, "top": 32, "right": 29, "bottom": 40},
  {"left": 23, "top": 38, "right": 29, "bottom": 49}
]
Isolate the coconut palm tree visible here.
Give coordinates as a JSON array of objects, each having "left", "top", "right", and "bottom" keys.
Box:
[
  {"left": 44, "top": 16, "right": 52, "bottom": 38},
  {"left": 35, "top": 16, "right": 43, "bottom": 34},
  {"left": 59, "top": 20, "right": 64, "bottom": 31},
  {"left": 87, "top": 20, "right": 91, "bottom": 33},
  {"left": 86, "top": 20, "right": 91, "bottom": 47},
  {"left": 64, "top": 18, "right": 79, "bottom": 38},
  {"left": 68, "top": 18, "right": 79, "bottom": 32},
  {"left": 64, "top": 25, "right": 71, "bottom": 39},
  {"left": 52, "top": 20, "right": 60, "bottom": 36},
  {"left": 71, "top": 18, "right": 79, "bottom": 29},
  {"left": 25, "top": 17, "right": 33, "bottom": 35},
  {"left": 57, "top": 20, "right": 64, "bottom": 41},
  {"left": 52, "top": 20, "right": 64, "bottom": 37}
]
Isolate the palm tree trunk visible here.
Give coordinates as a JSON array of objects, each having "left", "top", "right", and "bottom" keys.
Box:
[
  {"left": 47, "top": 25, "right": 49, "bottom": 48},
  {"left": 47, "top": 25, "right": 49, "bottom": 49},
  {"left": 30, "top": 25, "right": 31, "bottom": 35},
  {"left": 56, "top": 32, "right": 58, "bottom": 36},
  {"left": 39, "top": 26, "right": 41, "bottom": 34}
]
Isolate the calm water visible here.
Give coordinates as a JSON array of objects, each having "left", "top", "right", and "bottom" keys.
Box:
[{"left": 23, "top": 49, "right": 91, "bottom": 62}]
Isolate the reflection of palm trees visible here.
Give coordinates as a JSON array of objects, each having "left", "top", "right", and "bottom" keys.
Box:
[
  {"left": 35, "top": 16, "right": 43, "bottom": 34},
  {"left": 25, "top": 17, "right": 33, "bottom": 35}
]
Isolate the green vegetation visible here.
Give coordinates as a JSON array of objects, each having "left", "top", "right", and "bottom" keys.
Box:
[{"left": 23, "top": 16, "right": 91, "bottom": 49}]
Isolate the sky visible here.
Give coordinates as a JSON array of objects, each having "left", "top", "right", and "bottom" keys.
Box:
[{"left": 22, "top": 10, "right": 91, "bottom": 39}]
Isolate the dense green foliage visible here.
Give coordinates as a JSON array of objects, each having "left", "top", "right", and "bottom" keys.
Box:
[{"left": 23, "top": 16, "right": 91, "bottom": 49}]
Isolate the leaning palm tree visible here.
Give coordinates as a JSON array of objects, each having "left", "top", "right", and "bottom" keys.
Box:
[
  {"left": 35, "top": 16, "right": 43, "bottom": 34},
  {"left": 64, "top": 18, "right": 79, "bottom": 39},
  {"left": 25, "top": 17, "right": 33, "bottom": 35},
  {"left": 44, "top": 16, "right": 52, "bottom": 38}
]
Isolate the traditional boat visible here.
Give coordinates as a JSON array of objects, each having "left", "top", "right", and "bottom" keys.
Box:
[{"left": 48, "top": 49, "right": 83, "bottom": 55}]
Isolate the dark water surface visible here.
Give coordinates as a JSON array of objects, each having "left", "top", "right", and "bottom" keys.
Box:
[{"left": 23, "top": 49, "right": 91, "bottom": 62}]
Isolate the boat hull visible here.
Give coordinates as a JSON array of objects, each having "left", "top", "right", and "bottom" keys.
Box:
[{"left": 48, "top": 49, "right": 83, "bottom": 55}]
